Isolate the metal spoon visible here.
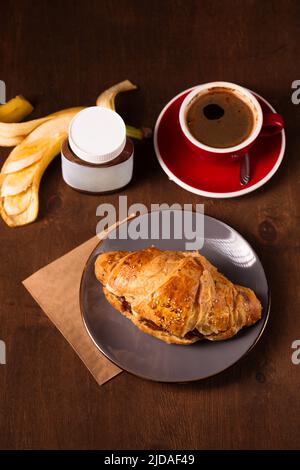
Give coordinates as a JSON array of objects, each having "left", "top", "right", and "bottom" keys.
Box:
[{"left": 240, "top": 152, "right": 250, "bottom": 185}]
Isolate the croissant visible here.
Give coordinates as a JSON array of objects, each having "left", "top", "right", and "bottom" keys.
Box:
[{"left": 95, "top": 247, "right": 262, "bottom": 345}]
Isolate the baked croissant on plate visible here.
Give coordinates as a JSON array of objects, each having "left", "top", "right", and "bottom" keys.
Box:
[{"left": 95, "top": 247, "right": 262, "bottom": 345}]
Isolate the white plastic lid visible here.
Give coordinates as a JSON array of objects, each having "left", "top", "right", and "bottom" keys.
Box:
[{"left": 68, "top": 106, "right": 126, "bottom": 164}]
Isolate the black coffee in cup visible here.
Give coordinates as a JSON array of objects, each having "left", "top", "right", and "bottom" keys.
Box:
[{"left": 186, "top": 87, "right": 255, "bottom": 148}]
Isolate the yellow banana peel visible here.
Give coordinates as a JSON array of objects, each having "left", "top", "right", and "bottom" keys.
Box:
[
  {"left": 1, "top": 108, "right": 84, "bottom": 174},
  {"left": 2, "top": 141, "right": 50, "bottom": 174},
  {"left": 96, "top": 80, "right": 137, "bottom": 109},
  {"left": 0, "top": 95, "right": 33, "bottom": 123},
  {"left": 0, "top": 116, "right": 49, "bottom": 139},
  {"left": 96, "top": 81, "right": 152, "bottom": 140},
  {"left": 0, "top": 106, "right": 83, "bottom": 141},
  {"left": 0, "top": 111, "right": 82, "bottom": 226},
  {"left": 3, "top": 186, "right": 33, "bottom": 216},
  {"left": 0, "top": 188, "right": 37, "bottom": 227},
  {"left": 0, "top": 162, "right": 39, "bottom": 197},
  {"left": 0, "top": 135, "right": 25, "bottom": 147},
  {"left": 0, "top": 95, "right": 34, "bottom": 146}
]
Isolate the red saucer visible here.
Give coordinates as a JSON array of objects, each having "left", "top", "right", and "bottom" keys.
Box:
[{"left": 154, "top": 88, "right": 285, "bottom": 198}]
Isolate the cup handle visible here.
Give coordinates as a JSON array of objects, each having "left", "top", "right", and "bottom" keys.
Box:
[{"left": 260, "top": 112, "right": 284, "bottom": 137}]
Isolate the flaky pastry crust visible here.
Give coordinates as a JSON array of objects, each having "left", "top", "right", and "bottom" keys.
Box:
[{"left": 95, "top": 247, "right": 262, "bottom": 344}]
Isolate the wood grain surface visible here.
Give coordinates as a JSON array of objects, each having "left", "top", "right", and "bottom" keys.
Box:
[{"left": 0, "top": 0, "right": 299, "bottom": 450}]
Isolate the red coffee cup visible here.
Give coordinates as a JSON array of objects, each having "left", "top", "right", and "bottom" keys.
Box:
[{"left": 179, "top": 81, "right": 284, "bottom": 160}]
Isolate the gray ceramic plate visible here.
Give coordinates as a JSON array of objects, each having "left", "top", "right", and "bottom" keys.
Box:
[{"left": 81, "top": 211, "right": 270, "bottom": 382}]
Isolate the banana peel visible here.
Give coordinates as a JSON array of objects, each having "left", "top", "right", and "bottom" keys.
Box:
[
  {"left": 3, "top": 186, "right": 33, "bottom": 216},
  {"left": 0, "top": 162, "right": 39, "bottom": 197},
  {"left": 2, "top": 141, "right": 50, "bottom": 174},
  {"left": 0, "top": 187, "right": 37, "bottom": 226},
  {"left": 0, "top": 111, "right": 82, "bottom": 226},
  {"left": 0, "top": 135, "right": 25, "bottom": 147},
  {"left": 0, "top": 80, "right": 150, "bottom": 227},
  {"left": 0, "top": 95, "right": 33, "bottom": 123},
  {"left": 1, "top": 108, "right": 83, "bottom": 174},
  {"left": 0, "top": 95, "right": 34, "bottom": 146},
  {"left": 96, "top": 81, "right": 152, "bottom": 140},
  {"left": 96, "top": 80, "right": 137, "bottom": 109},
  {"left": 0, "top": 106, "right": 83, "bottom": 142}
]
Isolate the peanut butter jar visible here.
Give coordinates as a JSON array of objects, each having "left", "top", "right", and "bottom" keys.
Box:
[{"left": 61, "top": 107, "right": 134, "bottom": 194}]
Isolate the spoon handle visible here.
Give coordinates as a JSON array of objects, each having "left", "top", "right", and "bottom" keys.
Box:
[{"left": 240, "top": 152, "right": 250, "bottom": 185}]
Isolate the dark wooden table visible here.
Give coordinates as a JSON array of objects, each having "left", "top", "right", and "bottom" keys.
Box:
[{"left": 0, "top": 0, "right": 299, "bottom": 450}]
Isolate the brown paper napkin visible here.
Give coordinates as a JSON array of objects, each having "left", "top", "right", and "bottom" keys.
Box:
[{"left": 23, "top": 232, "right": 122, "bottom": 385}]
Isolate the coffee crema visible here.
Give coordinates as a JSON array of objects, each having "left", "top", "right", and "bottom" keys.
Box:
[{"left": 186, "top": 87, "right": 255, "bottom": 148}]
